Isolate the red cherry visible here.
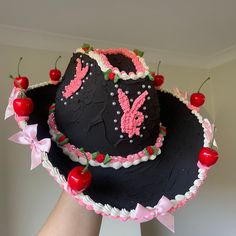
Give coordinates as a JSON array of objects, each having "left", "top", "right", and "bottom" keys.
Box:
[
  {"left": 49, "top": 69, "right": 61, "bottom": 81},
  {"left": 198, "top": 147, "right": 219, "bottom": 167},
  {"left": 49, "top": 56, "right": 61, "bottom": 81},
  {"left": 190, "top": 77, "right": 210, "bottom": 108},
  {"left": 153, "top": 61, "right": 164, "bottom": 87},
  {"left": 68, "top": 166, "right": 92, "bottom": 192},
  {"left": 11, "top": 57, "right": 29, "bottom": 90},
  {"left": 13, "top": 97, "right": 34, "bottom": 116},
  {"left": 96, "top": 154, "right": 105, "bottom": 163},
  {"left": 154, "top": 74, "right": 164, "bottom": 87},
  {"left": 190, "top": 93, "right": 205, "bottom": 107},
  {"left": 14, "top": 76, "right": 29, "bottom": 90},
  {"left": 146, "top": 146, "right": 154, "bottom": 155}
]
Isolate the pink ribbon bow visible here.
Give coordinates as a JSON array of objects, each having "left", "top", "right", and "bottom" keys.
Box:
[
  {"left": 5, "top": 87, "right": 20, "bottom": 120},
  {"left": 9, "top": 124, "right": 51, "bottom": 170},
  {"left": 172, "top": 87, "right": 187, "bottom": 100},
  {"left": 134, "top": 196, "right": 174, "bottom": 233}
]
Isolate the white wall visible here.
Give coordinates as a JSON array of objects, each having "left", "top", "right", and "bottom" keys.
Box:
[{"left": 1, "top": 43, "right": 234, "bottom": 236}]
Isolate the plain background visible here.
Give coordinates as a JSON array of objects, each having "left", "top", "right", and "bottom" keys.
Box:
[{"left": 1, "top": 41, "right": 235, "bottom": 235}]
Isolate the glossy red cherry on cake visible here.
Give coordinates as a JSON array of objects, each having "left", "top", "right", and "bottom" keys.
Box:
[
  {"left": 190, "top": 93, "right": 205, "bottom": 107},
  {"left": 198, "top": 147, "right": 219, "bottom": 167},
  {"left": 68, "top": 166, "right": 92, "bottom": 192},
  {"left": 96, "top": 154, "right": 105, "bottom": 163},
  {"left": 190, "top": 77, "right": 210, "bottom": 107},
  {"left": 14, "top": 76, "right": 29, "bottom": 90},
  {"left": 153, "top": 61, "right": 165, "bottom": 87},
  {"left": 12, "top": 57, "right": 29, "bottom": 90},
  {"left": 49, "top": 56, "right": 62, "bottom": 82},
  {"left": 13, "top": 97, "right": 34, "bottom": 116}
]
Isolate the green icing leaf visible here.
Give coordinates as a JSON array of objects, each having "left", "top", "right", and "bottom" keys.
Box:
[
  {"left": 148, "top": 73, "right": 154, "bottom": 81},
  {"left": 92, "top": 152, "right": 99, "bottom": 160},
  {"left": 103, "top": 154, "right": 111, "bottom": 164},
  {"left": 114, "top": 75, "right": 119, "bottom": 83},
  {"left": 59, "top": 138, "right": 69, "bottom": 146},
  {"left": 139, "top": 50, "right": 144, "bottom": 57},
  {"left": 133, "top": 49, "right": 144, "bottom": 57},
  {"left": 82, "top": 43, "right": 90, "bottom": 48}
]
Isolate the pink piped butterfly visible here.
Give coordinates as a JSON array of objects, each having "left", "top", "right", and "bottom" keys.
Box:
[
  {"left": 118, "top": 88, "right": 148, "bottom": 138},
  {"left": 62, "top": 58, "right": 89, "bottom": 99}
]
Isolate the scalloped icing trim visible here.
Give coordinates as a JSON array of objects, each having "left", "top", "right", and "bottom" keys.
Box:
[
  {"left": 10, "top": 81, "right": 214, "bottom": 222},
  {"left": 48, "top": 108, "right": 164, "bottom": 169},
  {"left": 75, "top": 47, "right": 150, "bottom": 80}
]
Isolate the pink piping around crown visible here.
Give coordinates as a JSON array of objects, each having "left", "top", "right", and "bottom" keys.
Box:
[
  {"left": 48, "top": 111, "right": 164, "bottom": 165},
  {"left": 94, "top": 48, "right": 146, "bottom": 75}
]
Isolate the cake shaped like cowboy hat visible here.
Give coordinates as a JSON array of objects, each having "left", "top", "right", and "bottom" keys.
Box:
[{"left": 5, "top": 44, "right": 219, "bottom": 232}]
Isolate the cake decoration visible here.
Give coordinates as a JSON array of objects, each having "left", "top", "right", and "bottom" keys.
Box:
[
  {"left": 189, "top": 77, "right": 211, "bottom": 110},
  {"left": 134, "top": 195, "right": 174, "bottom": 232},
  {"left": 8, "top": 124, "right": 51, "bottom": 170},
  {"left": 5, "top": 87, "right": 20, "bottom": 120},
  {"left": 47, "top": 106, "right": 164, "bottom": 169},
  {"left": 81, "top": 43, "right": 94, "bottom": 53},
  {"left": 133, "top": 49, "right": 144, "bottom": 57},
  {"left": 12, "top": 57, "right": 29, "bottom": 90},
  {"left": 49, "top": 56, "right": 62, "bottom": 85},
  {"left": 118, "top": 88, "right": 148, "bottom": 138},
  {"left": 5, "top": 44, "right": 220, "bottom": 233},
  {"left": 152, "top": 60, "right": 165, "bottom": 89},
  {"left": 62, "top": 58, "right": 89, "bottom": 98}
]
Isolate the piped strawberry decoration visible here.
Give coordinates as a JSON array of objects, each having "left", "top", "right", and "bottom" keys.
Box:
[
  {"left": 104, "top": 69, "right": 119, "bottom": 83},
  {"left": 82, "top": 43, "right": 93, "bottom": 53},
  {"left": 55, "top": 133, "right": 69, "bottom": 146},
  {"left": 144, "top": 146, "right": 158, "bottom": 156},
  {"left": 190, "top": 77, "right": 210, "bottom": 108},
  {"left": 49, "top": 56, "right": 62, "bottom": 84},
  {"left": 92, "top": 152, "right": 111, "bottom": 164},
  {"left": 159, "top": 126, "right": 167, "bottom": 136},
  {"left": 12, "top": 57, "right": 29, "bottom": 90},
  {"left": 68, "top": 148, "right": 92, "bottom": 193},
  {"left": 152, "top": 61, "right": 165, "bottom": 88}
]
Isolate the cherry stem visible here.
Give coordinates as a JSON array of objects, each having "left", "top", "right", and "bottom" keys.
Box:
[
  {"left": 55, "top": 56, "right": 61, "bottom": 69},
  {"left": 157, "top": 60, "right": 161, "bottom": 75},
  {"left": 198, "top": 77, "right": 211, "bottom": 93},
  {"left": 80, "top": 148, "right": 89, "bottom": 174},
  {"left": 17, "top": 57, "right": 23, "bottom": 77},
  {"left": 9, "top": 75, "right": 26, "bottom": 97}
]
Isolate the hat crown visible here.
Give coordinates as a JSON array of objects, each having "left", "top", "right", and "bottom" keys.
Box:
[{"left": 54, "top": 49, "right": 160, "bottom": 156}]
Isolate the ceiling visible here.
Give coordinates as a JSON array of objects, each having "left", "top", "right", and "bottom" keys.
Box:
[{"left": 0, "top": 0, "right": 236, "bottom": 68}]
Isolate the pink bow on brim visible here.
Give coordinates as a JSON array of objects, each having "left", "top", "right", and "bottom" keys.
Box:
[
  {"left": 9, "top": 124, "right": 51, "bottom": 170},
  {"left": 134, "top": 196, "right": 175, "bottom": 233},
  {"left": 5, "top": 87, "right": 20, "bottom": 120}
]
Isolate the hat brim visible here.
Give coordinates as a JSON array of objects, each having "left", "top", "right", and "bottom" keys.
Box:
[{"left": 26, "top": 82, "right": 206, "bottom": 218}]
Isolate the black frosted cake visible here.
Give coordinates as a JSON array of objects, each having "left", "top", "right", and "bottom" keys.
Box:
[
  {"left": 55, "top": 50, "right": 160, "bottom": 156},
  {"left": 6, "top": 44, "right": 219, "bottom": 233}
]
